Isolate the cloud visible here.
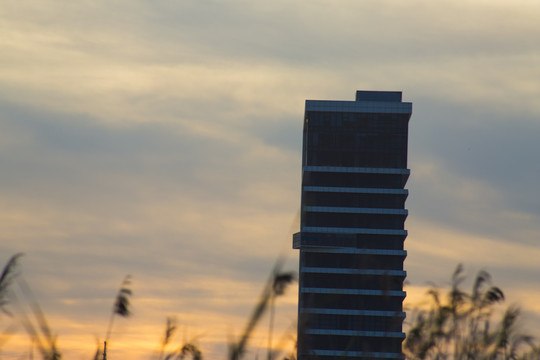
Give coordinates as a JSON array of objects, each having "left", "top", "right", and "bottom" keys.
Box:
[
  {"left": 3, "top": 0, "right": 539, "bottom": 126},
  {"left": 1, "top": 0, "right": 540, "bottom": 358}
]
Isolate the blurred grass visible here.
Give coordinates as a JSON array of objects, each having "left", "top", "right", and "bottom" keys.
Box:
[
  {"left": 6, "top": 254, "right": 537, "bottom": 360},
  {"left": 0, "top": 254, "right": 297, "bottom": 360}
]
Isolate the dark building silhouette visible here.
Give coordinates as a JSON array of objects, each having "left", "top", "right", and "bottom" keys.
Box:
[{"left": 293, "top": 91, "right": 412, "bottom": 360}]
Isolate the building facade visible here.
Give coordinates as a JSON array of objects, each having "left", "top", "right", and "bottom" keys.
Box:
[{"left": 293, "top": 91, "right": 412, "bottom": 360}]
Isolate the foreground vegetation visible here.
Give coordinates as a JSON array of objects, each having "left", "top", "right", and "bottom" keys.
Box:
[
  {"left": 2, "top": 254, "right": 540, "bottom": 359},
  {"left": 405, "top": 265, "right": 540, "bottom": 360},
  {"left": 0, "top": 254, "right": 296, "bottom": 360}
]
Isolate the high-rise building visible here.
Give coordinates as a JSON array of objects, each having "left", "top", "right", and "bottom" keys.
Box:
[{"left": 293, "top": 91, "right": 412, "bottom": 360}]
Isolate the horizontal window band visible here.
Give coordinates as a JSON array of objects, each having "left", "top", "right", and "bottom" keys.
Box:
[
  {"left": 302, "top": 248, "right": 406, "bottom": 255},
  {"left": 303, "top": 186, "right": 408, "bottom": 195},
  {"left": 301, "top": 287, "right": 406, "bottom": 297},
  {"left": 305, "top": 329, "right": 405, "bottom": 338},
  {"left": 301, "top": 227, "right": 407, "bottom": 235},
  {"left": 300, "top": 308, "right": 405, "bottom": 317},
  {"left": 303, "top": 165, "right": 410, "bottom": 175},
  {"left": 292, "top": 231, "right": 406, "bottom": 250},
  {"left": 301, "top": 267, "right": 406, "bottom": 276},
  {"left": 304, "top": 206, "right": 408, "bottom": 215},
  {"left": 308, "top": 349, "right": 404, "bottom": 359}
]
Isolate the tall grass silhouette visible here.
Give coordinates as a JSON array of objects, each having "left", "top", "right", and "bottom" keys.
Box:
[
  {"left": 228, "top": 258, "right": 295, "bottom": 360},
  {"left": 5, "top": 254, "right": 537, "bottom": 359},
  {"left": 0, "top": 253, "right": 23, "bottom": 316},
  {"left": 0, "top": 254, "right": 61, "bottom": 360},
  {"left": 103, "top": 275, "right": 133, "bottom": 359},
  {"left": 17, "top": 278, "right": 62, "bottom": 360},
  {"left": 404, "top": 264, "right": 540, "bottom": 359},
  {"left": 0, "top": 254, "right": 297, "bottom": 360}
]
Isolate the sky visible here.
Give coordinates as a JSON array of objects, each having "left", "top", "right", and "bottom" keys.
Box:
[{"left": 1, "top": 0, "right": 540, "bottom": 358}]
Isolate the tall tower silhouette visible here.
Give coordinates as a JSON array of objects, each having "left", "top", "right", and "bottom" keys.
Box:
[{"left": 293, "top": 91, "right": 412, "bottom": 360}]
